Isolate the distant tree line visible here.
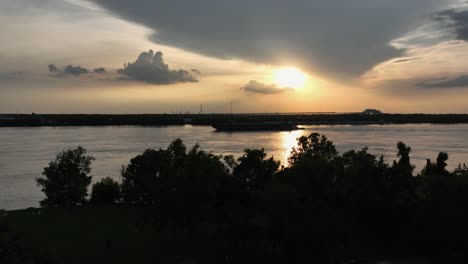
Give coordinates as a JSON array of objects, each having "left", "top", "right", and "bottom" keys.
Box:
[
  {"left": 35, "top": 134, "right": 468, "bottom": 262},
  {"left": 5, "top": 113, "right": 468, "bottom": 127}
]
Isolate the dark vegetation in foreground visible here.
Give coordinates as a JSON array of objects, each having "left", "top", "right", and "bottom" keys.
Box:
[
  {"left": 3, "top": 113, "right": 468, "bottom": 127},
  {"left": 2, "top": 134, "right": 468, "bottom": 263}
]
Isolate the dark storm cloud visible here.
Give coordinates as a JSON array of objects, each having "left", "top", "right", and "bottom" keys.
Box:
[
  {"left": 90, "top": 0, "right": 449, "bottom": 79},
  {"left": 117, "top": 50, "right": 197, "bottom": 84},
  {"left": 418, "top": 75, "right": 468, "bottom": 88},
  {"left": 433, "top": 8, "right": 468, "bottom": 41},
  {"left": 242, "top": 81, "right": 290, "bottom": 94}
]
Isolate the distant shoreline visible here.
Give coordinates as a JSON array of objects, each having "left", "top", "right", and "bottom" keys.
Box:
[{"left": 2, "top": 113, "right": 468, "bottom": 127}]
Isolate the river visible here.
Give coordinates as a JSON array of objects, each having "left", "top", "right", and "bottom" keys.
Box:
[{"left": 1, "top": 124, "right": 468, "bottom": 209}]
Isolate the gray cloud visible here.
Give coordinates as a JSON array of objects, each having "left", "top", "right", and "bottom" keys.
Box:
[
  {"left": 118, "top": 50, "right": 197, "bottom": 84},
  {"left": 392, "top": 57, "right": 421, "bottom": 64},
  {"left": 434, "top": 7, "right": 468, "bottom": 41},
  {"left": 47, "top": 64, "right": 106, "bottom": 77},
  {"left": 242, "top": 80, "right": 290, "bottom": 94},
  {"left": 91, "top": 0, "right": 451, "bottom": 80},
  {"left": 418, "top": 75, "right": 468, "bottom": 88}
]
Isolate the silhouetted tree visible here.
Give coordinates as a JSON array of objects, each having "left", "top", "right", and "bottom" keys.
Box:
[
  {"left": 36, "top": 146, "right": 94, "bottom": 207},
  {"left": 166, "top": 144, "right": 227, "bottom": 242},
  {"left": 223, "top": 155, "right": 237, "bottom": 172},
  {"left": 233, "top": 149, "right": 279, "bottom": 191},
  {"left": 392, "top": 142, "right": 414, "bottom": 179},
  {"left": 338, "top": 147, "right": 390, "bottom": 206},
  {"left": 452, "top": 163, "right": 468, "bottom": 177},
  {"left": 121, "top": 139, "right": 230, "bottom": 244},
  {"left": 120, "top": 148, "right": 171, "bottom": 205},
  {"left": 167, "top": 138, "right": 186, "bottom": 164},
  {"left": 30, "top": 134, "right": 468, "bottom": 262},
  {"left": 280, "top": 133, "right": 338, "bottom": 201},
  {"left": 288, "top": 133, "right": 337, "bottom": 165},
  {"left": 90, "top": 177, "right": 121, "bottom": 205},
  {"left": 421, "top": 152, "right": 450, "bottom": 177},
  {"left": 386, "top": 141, "right": 418, "bottom": 208},
  {"left": 418, "top": 154, "right": 468, "bottom": 254},
  {"left": 436, "top": 152, "right": 449, "bottom": 175}
]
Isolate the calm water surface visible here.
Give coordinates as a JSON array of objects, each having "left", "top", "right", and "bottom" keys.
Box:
[{"left": 1, "top": 124, "right": 468, "bottom": 210}]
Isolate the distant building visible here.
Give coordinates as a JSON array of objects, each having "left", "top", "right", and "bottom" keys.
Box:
[{"left": 362, "top": 109, "right": 382, "bottom": 115}]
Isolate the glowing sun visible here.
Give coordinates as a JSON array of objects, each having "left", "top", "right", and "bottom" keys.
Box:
[{"left": 273, "top": 67, "right": 308, "bottom": 89}]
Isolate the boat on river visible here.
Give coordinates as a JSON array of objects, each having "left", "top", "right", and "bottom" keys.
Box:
[{"left": 211, "top": 121, "right": 301, "bottom": 131}]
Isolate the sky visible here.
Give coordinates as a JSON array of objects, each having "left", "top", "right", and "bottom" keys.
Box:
[{"left": 2, "top": 0, "right": 468, "bottom": 113}]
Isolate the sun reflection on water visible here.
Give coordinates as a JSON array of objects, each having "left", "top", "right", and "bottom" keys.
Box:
[{"left": 279, "top": 130, "right": 304, "bottom": 166}]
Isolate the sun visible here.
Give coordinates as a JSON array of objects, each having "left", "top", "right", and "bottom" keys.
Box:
[{"left": 273, "top": 67, "right": 308, "bottom": 89}]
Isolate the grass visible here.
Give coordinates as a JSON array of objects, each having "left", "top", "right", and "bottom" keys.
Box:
[
  {"left": 1, "top": 206, "right": 436, "bottom": 263},
  {"left": 0, "top": 206, "right": 189, "bottom": 264}
]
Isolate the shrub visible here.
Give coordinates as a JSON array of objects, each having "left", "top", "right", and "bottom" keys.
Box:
[{"left": 90, "top": 177, "right": 121, "bottom": 205}]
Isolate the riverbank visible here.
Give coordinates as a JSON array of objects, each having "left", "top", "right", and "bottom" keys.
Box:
[{"left": 2, "top": 113, "right": 468, "bottom": 127}]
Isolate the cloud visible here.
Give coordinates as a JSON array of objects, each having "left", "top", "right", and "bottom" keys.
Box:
[
  {"left": 47, "top": 64, "right": 107, "bottom": 77},
  {"left": 433, "top": 7, "right": 468, "bottom": 41},
  {"left": 392, "top": 57, "right": 421, "bottom": 64},
  {"left": 90, "top": 0, "right": 450, "bottom": 80},
  {"left": 418, "top": 75, "right": 468, "bottom": 88},
  {"left": 118, "top": 50, "right": 197, "bottom": 84},
  {"left": 242, "top": 80, "right": 290, "bottom": 94}
]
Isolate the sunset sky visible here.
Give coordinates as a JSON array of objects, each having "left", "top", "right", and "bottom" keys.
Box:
[{"left": 2, "top": 0, "right": 468, "bottom": 113}]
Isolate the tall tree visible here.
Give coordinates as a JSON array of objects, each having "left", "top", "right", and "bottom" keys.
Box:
[
  {"left": 36, "top": 146, "right": 94, "bottom": 207},
  {"left": 288, "top": 133, "right": 337, "bottom": 165},
  {"left": 234, "top": 149, "right": 279, "bottom": 191}
]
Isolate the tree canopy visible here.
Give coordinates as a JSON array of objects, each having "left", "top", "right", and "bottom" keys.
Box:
[
  {"left": 32, "top": 134, "right": 468, "bottom": 262},
  {"left": 36, "top": 146, "right": 94, "bottom": 207}
]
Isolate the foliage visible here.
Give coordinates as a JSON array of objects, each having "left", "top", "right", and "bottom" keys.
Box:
[
  {"left": 288, "top": 133, "right": 337, "bottom": 165},
  {"left": 391, "top": 141, "right": 415, "bottom": 179},
  {"left": 90, "top": 177, "right": 121, "bottom": 205},
  {"left": 36, "top": 146, "right": 94, "bottom": 207},
  {"left": 233, "top": 149, "right": 280, "bottom": 191},
  {"left": 32, "top": 133, "right": 468, "bottom": 262},
  {"left": 120, "top": 148, "right": 171, "bottom": 205},
  {"left": 120, "top": 139, "right": 230, "bottom": 242}
]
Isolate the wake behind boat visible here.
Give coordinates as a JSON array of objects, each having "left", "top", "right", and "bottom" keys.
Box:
[{"left": 211, "top": 121, "right": 301, "bottom": 131}]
